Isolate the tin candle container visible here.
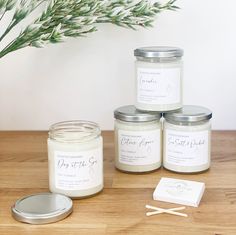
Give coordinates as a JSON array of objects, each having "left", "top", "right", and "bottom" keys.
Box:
[
  {"left": 163, "top": 105, "right": 212, "bottom": 173},
  {"left": 114, "top": 105, "right": 162, "bottom": 173},
  {"left": 48, "top": 120, "right": 103, "bottom": 198},
  {"left": 134, "top": 46, "right": 183, "bottom": 112}
]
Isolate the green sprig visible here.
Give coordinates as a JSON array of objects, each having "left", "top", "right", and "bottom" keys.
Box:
[{"left": 0, "top": 0, "right": 178, "bottom": 59}]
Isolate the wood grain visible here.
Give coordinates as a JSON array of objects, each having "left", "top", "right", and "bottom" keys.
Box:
[{"left": 0, "top": 131, "right": 236, "bottom": 235}]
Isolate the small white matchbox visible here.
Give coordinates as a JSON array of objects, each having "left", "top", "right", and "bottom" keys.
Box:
[{"left": 153, "top": 177, "right": 205, "bottom": 207}]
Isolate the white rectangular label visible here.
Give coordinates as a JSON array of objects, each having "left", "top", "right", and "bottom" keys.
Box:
[
  {"left": 54, "top": 148, "right": 103, "bottom": 190},
  {"left": 137, "top": 67, "right": 181, "bottom": 105},
  {"left": 165, "top": 130, "right": 209, "bottom": 166},
  {"left": 118, "top": 129, "right": 161, "bottom": 165}
]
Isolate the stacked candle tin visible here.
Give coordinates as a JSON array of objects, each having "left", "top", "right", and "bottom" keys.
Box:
[{"left": 114, "top": 47, "right": 212, "bottom": 174}]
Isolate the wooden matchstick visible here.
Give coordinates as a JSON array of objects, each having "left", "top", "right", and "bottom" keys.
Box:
[
  {"left": 146, "top": 206, "right": 186, "bottom": 216},
  {"left": 145, "top": 205, "right": 187, "bottom": 217}
]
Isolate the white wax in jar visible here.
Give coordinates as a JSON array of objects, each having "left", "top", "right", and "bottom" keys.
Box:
[
  {"left": 115, "top": 120, "right": 162, "bottom": 172},
  {"left": 163, "top": 121, "right": 211, "bottom": 173},
  {"left": 48, "top": 132, "right": 103, "bottom": 198}
]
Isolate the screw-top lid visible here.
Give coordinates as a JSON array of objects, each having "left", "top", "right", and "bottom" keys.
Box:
[
  {"left": 134, "top": 46, "right": 183, "bottom": 58},
  {"left": 11, "top": 193, "right": 73, "bottom": 224},
  {"left": 114, "top": 105, "right": 162, "bottom": 122},
  {"left": 163, "top": 105, "right": 212, "bottom": 123}
]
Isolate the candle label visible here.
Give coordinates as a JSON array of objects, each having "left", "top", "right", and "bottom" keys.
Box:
[
  {"left": 54, "top": 147, "right": 103, "bottom": 190},
  {"left": 137, "top": 67, "right": 181, "bottom": 105},
  {"left": 118, "top": 129, "right": 160, "bottom": 165},
  {"left": 165, "top": 130, "right": 209, "bottom": 166}
]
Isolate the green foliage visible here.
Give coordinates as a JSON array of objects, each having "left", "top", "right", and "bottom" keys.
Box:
[{"left": 0, "top": 0, "right": 178, "bottom": 59}]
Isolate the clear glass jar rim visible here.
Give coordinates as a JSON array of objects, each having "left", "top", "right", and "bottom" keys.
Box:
[
  {"left": 135, "top": 56, "right": 182, "bottom": 62},
  {"left": 48, "top": 120, "right": 101, "bottom": 143},
  {"left": 164, "top": 119, "right": 210, "bottom": 126}
]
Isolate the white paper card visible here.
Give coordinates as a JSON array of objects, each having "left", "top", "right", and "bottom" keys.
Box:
[{"left": 153, "top": 177, "right": 205, "bottom": 207}]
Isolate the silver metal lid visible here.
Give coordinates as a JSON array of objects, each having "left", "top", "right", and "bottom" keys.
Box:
[
  {"left": 134, "top": 46, "right": 183, "bottom": 58},
  {"left": 163, "top": 105, "right": 212, "bottom": 123},
  {"left": 114, "top": 105, "right": 162, "bottom": 122},
  {"left": 11, "top": 193, "right": 73, "bottom": 224}
]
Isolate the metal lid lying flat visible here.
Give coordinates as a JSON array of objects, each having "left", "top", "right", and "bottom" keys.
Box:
[
  {"left": 134, "top": 46, "right": 183, "bottom": 58},
  {"left": 11, "top": 193, "right": 73, "bottom": 224},
  {"left": 163, "top": 105, "right": 212, "bottom": 123},
  {"left": 114, "top": 105, "right": 162, "bottom": 122}
]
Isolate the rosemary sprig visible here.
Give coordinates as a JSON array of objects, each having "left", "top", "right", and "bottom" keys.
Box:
[{"left": 0, "top": 0, "right": 178, "bottom": 59}]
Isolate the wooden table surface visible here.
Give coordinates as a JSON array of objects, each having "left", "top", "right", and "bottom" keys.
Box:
[{"left": 0, "top": 131, "right": 236, "bottom": 235}]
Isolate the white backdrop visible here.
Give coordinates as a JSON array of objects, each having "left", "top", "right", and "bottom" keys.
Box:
[{"left": 0, "top": 0, "right": 236, "bottom": 130}]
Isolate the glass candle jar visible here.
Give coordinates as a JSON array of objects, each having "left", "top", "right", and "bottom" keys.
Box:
[
  {"left": 48, "top": 121, "right": 103, "bottom": 198},
  {"left": 134, "top": 46, "right": 183, "bottom": 112},
  {"left": 114, "top": 105, "right": 162, "bottom": 173},
  {"left": 163, "top": 105, "right": 212, "bottom": 173}
]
